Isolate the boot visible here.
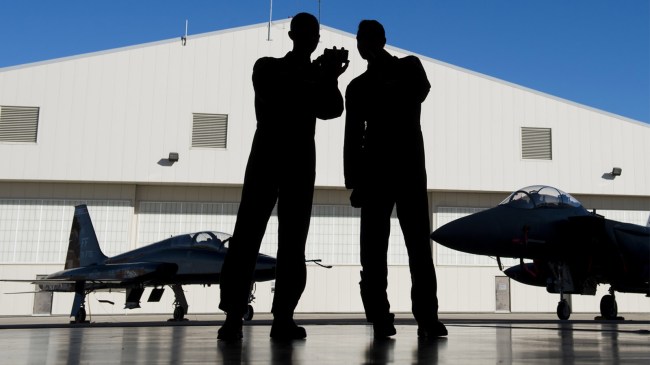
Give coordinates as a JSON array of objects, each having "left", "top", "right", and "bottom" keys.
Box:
[
  {"left": 372, "top": 313, "right": 396, "bottom": 338},
  {"left": 217, "top": 315, "right": 243, "bottom": 341},
  {"left": 270, "top": 318, "right": 307, "bottom": 340},
  {"left": 417, "top": 320, "right": 447, "bottom": 338}
]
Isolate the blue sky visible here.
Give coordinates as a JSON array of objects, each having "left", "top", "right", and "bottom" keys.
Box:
[{"left": 1, "top": 0, "right": 648, "bottom": 123}]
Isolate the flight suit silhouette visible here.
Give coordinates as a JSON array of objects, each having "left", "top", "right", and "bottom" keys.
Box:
[
  {"left": 345, "top": 23, "right": 445, "bottom": 337},
  {"left": 220, "top": 51, "right": 343, "bottom": 318},
  {"left": 218, "top": 13, "right": 346, "bottom": 341}
]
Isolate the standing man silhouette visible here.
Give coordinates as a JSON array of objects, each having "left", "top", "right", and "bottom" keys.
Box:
[
  {"left": 344, "top": 20, "right": 447, "bottom": 338},
  {"left": 218, "top": 12, "right": 348, "bottom": 341}
]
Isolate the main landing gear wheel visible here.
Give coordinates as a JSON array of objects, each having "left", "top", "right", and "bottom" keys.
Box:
[
  {"left": 243, "top": 305, "right": 254, "bottom": 321},
  {"left": 75, "top": 307, "right": 87, "bottom": 323},
  {"left": 173, "top": 306, "right": 185, "bottom": 321},
  {"left": 169, "top": 284, "right": 189, "bottom": 321},
  {"left": 556, "top": 299, "right": 571, "bottom": 320},
  {"left": 243, "top": 282, "right": 256, "bottom": 321},
  {"left": 600, "top": 294, "right": 618, "bottom": 320}
]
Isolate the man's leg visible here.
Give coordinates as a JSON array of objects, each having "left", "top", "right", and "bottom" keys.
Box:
[
  {"left": 360, "top": 194, "right": 395, "bottom": 337},
  {"left": 218, "top": 151, "right": 278, "bottom": 340},
  {"left": 269, "top": 170, "right": 315, "bottom": 339},
  {"left": 396, "top": 188, "right": 447, "bottom": 337}
]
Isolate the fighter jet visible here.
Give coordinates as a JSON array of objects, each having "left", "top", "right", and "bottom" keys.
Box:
[
  {"left": 431, "top": 185, "right": 649, "bottom": 320},
  {"left": 3, "top": 204, "right": 277, "bottom": 323}
]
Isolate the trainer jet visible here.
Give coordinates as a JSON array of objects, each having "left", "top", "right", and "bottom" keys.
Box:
[
  {"left": 3, "top": 204, "right": 277, "bottom": 323},
  {"left": 431, "top": 185, "right": 649, "bottom": 320}
]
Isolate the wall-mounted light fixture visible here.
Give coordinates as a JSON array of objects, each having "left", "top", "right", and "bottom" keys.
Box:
[
  {"left": 168, "top": 152, "right": 179, "bottom": 163},
  {"left": 611, "top": 167, "right": 622, "bottom": 177}
]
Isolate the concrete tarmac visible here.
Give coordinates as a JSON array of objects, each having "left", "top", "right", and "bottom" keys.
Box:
[{"left": 0, "top": 313, "right": 648, "bottom": 364}]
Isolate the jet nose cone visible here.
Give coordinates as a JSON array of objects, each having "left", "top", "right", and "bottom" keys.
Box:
[
  {"left": 431, "top": 218, "right": 470, "bottom": 249},
  {"left": 431, "top": 209, "right": 502, "bottom": 256},
  {"left": 253, "top": 254, "right": 277, "bottom": 281},
  {"left": 257, "top": 254, "right": 276, "bottom": 269},
  {"left": 430, "top": 222, "right": 457, "bottom": 247}
]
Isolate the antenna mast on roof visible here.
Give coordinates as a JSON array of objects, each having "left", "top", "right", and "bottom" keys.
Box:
[
  {"left": 181, "top": 19, "right": 188, "bottom": 46},
  {"left": 267, "top": 0, "right": 273, "bottom": 41}
]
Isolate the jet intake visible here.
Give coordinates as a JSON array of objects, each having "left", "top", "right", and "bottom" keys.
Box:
[
  {"left": 148, "top": 287, "right": 165, "bottom": 302},
  {"left": 125, "top": 287, "right": 144, "bottom": 309},
  {"left": 504, "top": 263, "right": 546, "bottom": 287}
]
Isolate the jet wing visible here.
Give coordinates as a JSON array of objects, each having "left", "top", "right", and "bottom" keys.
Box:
[
  {"left": 2, "top": 262, "right": 178, "bottom": 286},
  {"left": 50, "top": 262, "right": 178, "bottom": 282}
]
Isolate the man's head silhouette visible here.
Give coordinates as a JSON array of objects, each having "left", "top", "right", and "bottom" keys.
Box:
[
  {"left": 289, "top": 13, "right": 320, "bottom": 56},
  {"left": 356, "top": 20, "right": 386, "bottom": 61}
]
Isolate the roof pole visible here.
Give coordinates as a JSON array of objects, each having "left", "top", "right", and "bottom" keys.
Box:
[{"left": 267, "top": 0, "right": 273, "bottom": 41}]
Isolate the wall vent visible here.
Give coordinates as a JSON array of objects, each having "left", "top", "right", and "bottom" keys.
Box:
[
  {"left": 0, "top": 106, "right": 39, "bottom": 143},
  {"left": 192, "top": 113, "right": 228, "bottom": 148},
  {"left": 521, "top": 127, "right": 552, "bottom": 160}
]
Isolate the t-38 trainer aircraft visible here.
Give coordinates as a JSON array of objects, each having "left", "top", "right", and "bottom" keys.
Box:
[
  {"left": 3, "top": 205, "right": 277, "bottom": 323},
  {"left": 431, "top": 185, "right": 649, "bottom": 320}
]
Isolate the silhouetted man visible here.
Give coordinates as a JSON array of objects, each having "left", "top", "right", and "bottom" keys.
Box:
[
  {"left": 344, "top": 20, "right": 447, "bottom": 338},
  {"left": 218, "top": 12, "right": 348, "bottom": 341}
]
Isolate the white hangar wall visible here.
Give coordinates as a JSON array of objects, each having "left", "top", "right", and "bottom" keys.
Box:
[
  {"left": 1, "top": 20, "right": 648, "bottom": 195},
  {"left": 0, "top": 20, "right": 649, "bottom": 317},
  {"left": 422, "top": 64, "right": 650, "bottom": 196},
  {"left": 0, "top": 21, "right": 362, "bottom": 187}
]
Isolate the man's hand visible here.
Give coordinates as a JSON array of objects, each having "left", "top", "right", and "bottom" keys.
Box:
[{"left": 316, "top": 47, "right": 350, "bottom": 79}]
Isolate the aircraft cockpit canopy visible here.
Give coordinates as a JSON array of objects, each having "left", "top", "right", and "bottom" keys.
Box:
[
  {"left": 499, "top": 185, "right": 583, "bottom": 209},
  {"left": 190, "top": 231, "right": 232, "bottom": 251}
]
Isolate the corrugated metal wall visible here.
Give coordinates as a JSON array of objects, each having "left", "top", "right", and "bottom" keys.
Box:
[{"left": 1, "top": 22, "right": 648, "bottom": 196}]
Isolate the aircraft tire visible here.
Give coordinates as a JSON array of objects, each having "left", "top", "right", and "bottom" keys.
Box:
[
  {"left": 556, "top": 299, "right": 571, "bottom": 320},
  {"left": 75, "top": 308, "right": 86, "bottom": 323},
  {"left": 600, "top": 295, "right": 618, "bottom": 319},
  {"left": 243, "top": 305, "right": 254, "bottom": 321},
  {"left": 173, "top": 306, "right": 185, "bottom": 321}
]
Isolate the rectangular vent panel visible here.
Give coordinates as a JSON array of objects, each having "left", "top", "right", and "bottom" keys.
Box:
[
  {"left": 0, "top": 106, "right": 39, "bottom": 143},
  {"left": 521, "top": 127, "right": 552, "bottom": 160},
  {"left": 192, "top": 113, "right": 228, "bottom": 148}
]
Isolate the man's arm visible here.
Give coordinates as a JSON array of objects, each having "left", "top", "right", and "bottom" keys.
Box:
[
  {"left": 343, "top": 83, "right": 365, "bottom": 189},
  {"left": 252, "top": 57, "right": 286, "bottom": 107},
  {"left": 313, "top": 52, "right": 348, "bottom": 120},
  {"left": 402, "top": 56, "right": 431, "bottom": 104},
  {"left": 314, "top": 78, "right": 344, "bottom": 120}
]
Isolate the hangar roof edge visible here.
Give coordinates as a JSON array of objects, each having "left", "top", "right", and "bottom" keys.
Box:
[{"left": 1, "top": 19, "right": 647, "bottom": 128}]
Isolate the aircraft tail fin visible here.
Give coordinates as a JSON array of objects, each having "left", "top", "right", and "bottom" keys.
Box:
[{"left": 64, "top": 205, "right": 108, "bottom": 269}]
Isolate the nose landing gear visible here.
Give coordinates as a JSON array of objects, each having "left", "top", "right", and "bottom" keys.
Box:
[
  {"left": 597, "top": 287, "right": 622, "bottom": 320},
  {"left": 169, "top": 284, "right": 188, "bottom": 321},
  {"left": 243, "top": 282, "right": 256, "bottom": 321},
  {"left": 556, "top": 297, "right": 571, "bottom": 320}
]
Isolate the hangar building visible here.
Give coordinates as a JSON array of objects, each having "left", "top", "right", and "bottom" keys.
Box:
[{"left": 0, "top": 20, "right": 648, "bottom": 318}]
